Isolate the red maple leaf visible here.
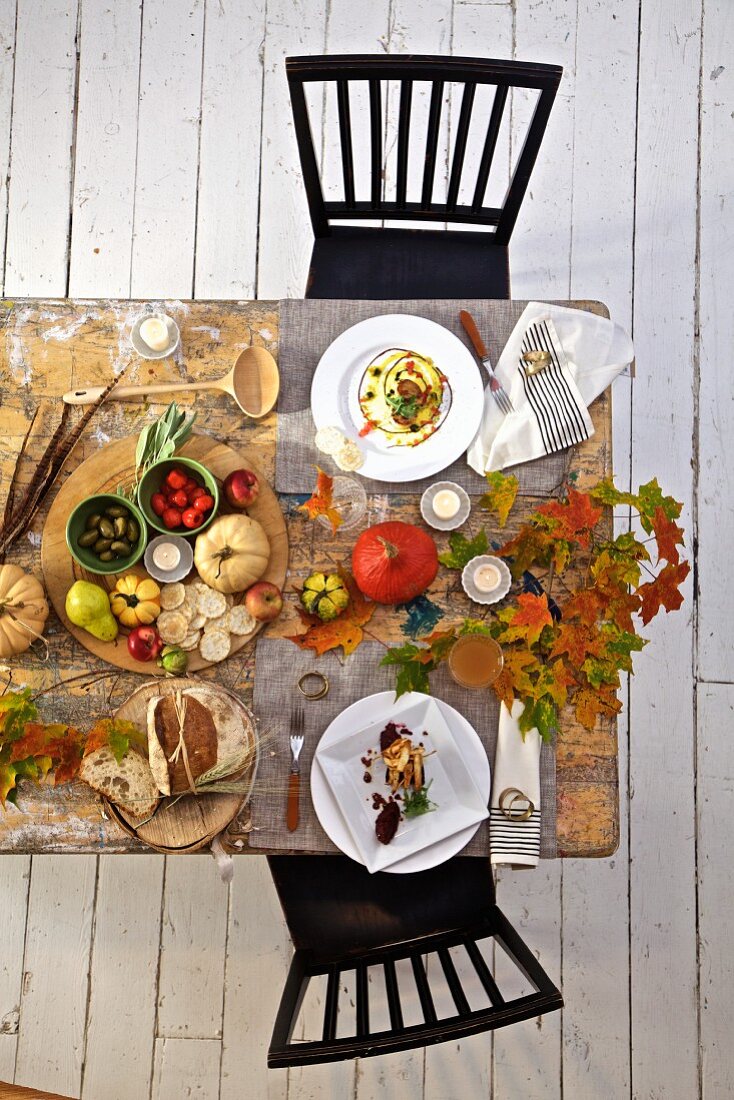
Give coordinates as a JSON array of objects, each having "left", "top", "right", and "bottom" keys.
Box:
[
  {"left": 549, "top": 622, "right": 603, "bottom": 667},
  {"left": 637, "top": 560, "right": 691, "bottom": 625},
  {"left": 298, "top": 468, "right": 343, "bottom": 535},
  {"left": 536, "top": 489, "right": 602, "bottom": 548},
  {"left": 505, "top": 592, "right": 553, "bottom": 646},
  {"left": 286, "top": 567, "right": 375, "bottom": 657},
  {"left": 10, "top": 722, "right": 84, "bottom": 786},
  {"left": 651, "top": 506, "right": 685, "bottom": 565},
  {"left": 574, "top": 684, "right": 623, "bottom": 730},
  {"left": 563, "top": 588, "right": 604, "bottom": 626}
]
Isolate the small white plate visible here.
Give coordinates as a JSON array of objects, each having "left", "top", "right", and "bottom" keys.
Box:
[
  {"left": 312, "top": 692, "right": 490, "bottom": 874},
  {"left": 420, "top": 481, "right": 471, "bottom": 531},
  {"left": 310, "top": 315, "right": 485, "bottom": 484},
  {"left": 461, "top": 555, "right": 512, "bottom": 605},
  {"left": 130, "top": 312, "right": 180, "bottom": 360}
]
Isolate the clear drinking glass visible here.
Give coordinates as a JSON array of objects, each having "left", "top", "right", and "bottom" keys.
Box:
[{"left": 314, "top": 475, "right": 367, "bottom": 532}]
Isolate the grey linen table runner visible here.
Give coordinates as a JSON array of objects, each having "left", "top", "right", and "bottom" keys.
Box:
[
  {"left": 275, "top": 297, "right": 576, "bottom": 496},
  {"left": 249, "top": 637, "right": 557, "bottom": 859}
]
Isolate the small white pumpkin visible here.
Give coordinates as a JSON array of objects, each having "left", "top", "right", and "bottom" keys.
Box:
[
  {"left": 194, "top": 514, "right": 270, "bottom": 594},
  {"left": 0, "top": 565, "right": 49, "bottom": 658}
]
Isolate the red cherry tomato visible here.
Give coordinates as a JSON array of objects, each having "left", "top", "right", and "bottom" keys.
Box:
[
  {"left": 151, "top": 492, "right": 167, "bottom": 517},
  {"left": 170, "top": 489, "right": 188, "bottom": 509},
  {"left": 162, "top": 507, "right": 182, "bottom": 529},
  {"left": 182, "top": 507, "right": 204, "bottom": 529},
  {"left": 189, "top": 486, "right": 206, "bottom": 502},
  {"left": 127, "top": 625, "right": 162, "bottom": 662},
  {"left": 196, "top": 493, "right": 215, "bottom": 513},
  {"left": 166, "top": 468, "right": 188, "bottom": 491},
  {"left": 184, "top": 477, "right": 199, "bottom": 493}
]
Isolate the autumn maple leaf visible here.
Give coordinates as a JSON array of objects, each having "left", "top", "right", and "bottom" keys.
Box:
[
  {"left": 574, "top": 684, "right": 623, "bottom": 730},
  {"left": 550, "top": 621, "right": 603, "bottom": 667},
  {"left": 562, "top": 588, "right": 604, "bottom": 626},
  {"left": 298, "top": 467, "right": 343, "bottom": 535},
  {"left": 479, "top": 471, "right": 519, "bottom": 528},
  {"left": 637, "top": 560, "right": 691, "bottom": 624},
  {"left": 499, "top": 592, "right": 553, "bottom": 646},
  {"left": 286, "top": 566, "right": 375, "bottom": 658},
  {"left": 492, "top": 649, "right": 537, "bottom": 711},
  {"left": 536, "top": 489, "right": 602, "bottom": 549},
  {"left": 10, "top": 722, "right": 84, "bottom": 785},
  {"left": 651, "top": 506, "right": 685, "bottom": 565}
]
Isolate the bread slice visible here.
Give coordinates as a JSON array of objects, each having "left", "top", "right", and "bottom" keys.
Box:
[{"left": 79, "top": 745, "right": 160, "bottom": 820}]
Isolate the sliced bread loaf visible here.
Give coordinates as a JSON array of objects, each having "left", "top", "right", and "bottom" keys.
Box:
[{"left": 79, "top": 745, "right": 160, "bottom": 820}]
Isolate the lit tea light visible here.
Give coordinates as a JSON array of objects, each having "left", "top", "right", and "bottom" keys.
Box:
[
  {"left": 144, "top": 534, "right": 194, "bottom": 584},
  {"left": 461, "top": 554, "right": 512, "bottom": 606},
  {"left": 432, "top": 488, "right": 460, "bottom": 520},
  {"left": 152, "top": 541, "right": 181, "bottom": 572},
  {"left": 473, "top": 562, "right": 502, "bottom": 593},
  {"left": 139, "top": 316, "right": 170, "bottom": 352},
  {"left": 420, "top": 481, "right": 470, "bottom": 531}
]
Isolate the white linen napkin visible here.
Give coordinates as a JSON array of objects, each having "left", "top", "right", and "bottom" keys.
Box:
[
  {"left": 490, "top": 700, "right": 542, "bottom": 868},
  {"left": 467, "top": 302, "right": 634, "bottom": 475}
]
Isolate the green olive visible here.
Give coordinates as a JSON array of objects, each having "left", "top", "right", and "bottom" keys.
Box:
[
  {"left": 113, "top": 516, "right": 128, "bottom": 537},
  {"left": 93, "top": 538, "right": 113, "bottom": 552},
  {"left": 78, "top": 529, "right": 98, "bottom": 548},
  {"left": 85, "top": 513, "right": 102, "bottom": 531},
  {"left": 110, "top": 539, "right": 132, "bottom": 556},
  {"left": 126, "top": 518, "right": 140, "bottom": 542},
  {"left": 105, "top": 504, "right": 127, "bottom": 518},
  {"left": 98, "top": 550, "right": 114, "bottom": 562},
  {"left": 98, "top": 518, "right": 115, "bottom": 539}
]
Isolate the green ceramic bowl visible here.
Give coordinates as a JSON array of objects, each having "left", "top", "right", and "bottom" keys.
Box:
[
  {"left": 66, "top": 493, "right": 148, "bottom": 576},
  {"left": 137, "top": 457, "right": 219, "bottom": 537}
]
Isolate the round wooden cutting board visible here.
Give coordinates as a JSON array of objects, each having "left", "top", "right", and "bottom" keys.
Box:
[
  {"left": 41, "top": 433, "right": 288, "bottom": 673},
  {"left": 105, "top": 676, "right": 258, "bottom": 853}
]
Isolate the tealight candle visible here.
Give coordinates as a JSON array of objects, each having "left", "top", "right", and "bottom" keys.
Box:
[
  {"left": 152, "top": 541, "right": 181, "bottom": 572},
  {"left": 139, "top": 316, "right": 170, "bottom": 352},
  {"left": 473, "top": 562, "right": 502, "bottom": 593},
  {"left": 432, "top": 488, "right": 460, "bottom": 520}
]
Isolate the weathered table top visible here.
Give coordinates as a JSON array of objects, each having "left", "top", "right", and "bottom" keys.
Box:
[{"left": 0, "top": 298, "right": 617, "bottom": 857}]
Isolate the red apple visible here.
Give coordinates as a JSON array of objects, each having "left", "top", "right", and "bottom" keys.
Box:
[
  {"left": 245, "top": 581, "right": 283, "bottom": 622},
  {"left": 224, "top": 467, "right": 260, "bottom": 509}
]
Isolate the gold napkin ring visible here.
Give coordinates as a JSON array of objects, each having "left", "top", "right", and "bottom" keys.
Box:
[
  {"left": 498, "top": 787, "right": 535, "bottom": 822},
  {"left": 297, "top": 671, "right": 329, "bottom": 700},
  {"left": 522, "top": 350, "right": 551, "bottom": 376}
]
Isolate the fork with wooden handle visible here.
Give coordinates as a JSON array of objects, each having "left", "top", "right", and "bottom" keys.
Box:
[
  {"left": 459, "top": 309, "right": 514, "bottom": 415},
  {"left": 286, "top": 707, "right": 305, "bottom": 832}
]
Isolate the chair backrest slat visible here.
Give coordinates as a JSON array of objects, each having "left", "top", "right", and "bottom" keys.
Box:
[
  {"left": 471, "top": 84, "right": 508, "bottom": 214},
  {"left": 336, "top": 80, "right": 355, "bottom": 207},
  {"left": 446, "top": 81, "right": 476, "bottom": 212},
  {"left": 322, "top": 967, "right": 340, "bottom": 1041},
  {"left": 286, "top": 54, "right": 561, "bottom": 242},
  {"left": 437, "top": 947, "right": 472, "bottom": 1017},
  {"left": 383, "top": 959, "right": 405, "bottom": 1031},
  {"left": 396, "top": 80, "right": 413, "bottom": 207},
  {"left": 355, "top": 962, "right": 370, "bottom": 1038},
  {"left": 411, "top": 955, "right": 438, "bottom": 1024},
  {"left": 421, "top": 80, "right": 444, "bottom": 208},
  {"left": 369, "top": 79, "right": 382, "bottom": 208},
  {"left": 465, "top": 938, "right": 505, "bottom": 1007}
]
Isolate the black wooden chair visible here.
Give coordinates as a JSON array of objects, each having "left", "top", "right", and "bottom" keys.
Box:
[
  {"left": 286, "top": 54, "right": 562, "bottom": 300},
  {"left": 267, "top": 855, "right": 562, "bottom": 1067}
]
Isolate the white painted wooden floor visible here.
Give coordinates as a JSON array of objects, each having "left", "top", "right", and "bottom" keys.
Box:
[{"left": 0, "top": 0, "right": 731, "bottom": 1097}]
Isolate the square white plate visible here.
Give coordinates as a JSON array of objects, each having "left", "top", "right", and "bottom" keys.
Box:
[{"left": 316, "top": 695, "right": 489, "bottom": 873}]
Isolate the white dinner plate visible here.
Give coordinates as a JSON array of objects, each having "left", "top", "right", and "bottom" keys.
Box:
[
  {"left": 317, "top": 695, "right": 489, "bottom": 873},
  {"left": 311, "top": 691, "right": 491, "bottom": 874},
  {"left": 310, "top": 315, "right": 485, "bottom": 483}
]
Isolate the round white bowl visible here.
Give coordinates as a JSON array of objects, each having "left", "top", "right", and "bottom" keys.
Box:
[
  {"left": 461, "top": 554, "right": 512, "bottom": 606},
  {"left": 420, "top": 480, "right": 471, "bottom": 531}
]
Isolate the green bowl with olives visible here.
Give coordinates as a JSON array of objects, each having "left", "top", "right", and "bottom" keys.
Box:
[{"left": 66, "top": 494, "right": 148, "bottom": 575}]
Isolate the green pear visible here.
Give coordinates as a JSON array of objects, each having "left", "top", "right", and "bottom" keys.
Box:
[{"left": 65, "top": 580, "right": 118, "bottom": 642}]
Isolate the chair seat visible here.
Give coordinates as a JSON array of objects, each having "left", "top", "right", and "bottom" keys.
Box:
[{"left": 306, "top": 227, "right": 510, "bottom": 300}]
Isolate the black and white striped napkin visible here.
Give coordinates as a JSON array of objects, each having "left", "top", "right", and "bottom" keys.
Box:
[
  {"left": 518, "top": 318, "right": 593, "bottom": 455},
  {"left": 490, "top": 700, "right": 542, "bottom": 868}
]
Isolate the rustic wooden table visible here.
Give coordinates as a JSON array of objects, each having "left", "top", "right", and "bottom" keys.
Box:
[{"left": 0, "top": 298, "right": 617, "bottom": 857}]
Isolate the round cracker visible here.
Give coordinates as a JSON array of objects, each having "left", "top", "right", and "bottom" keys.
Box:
[
  {"left": 181, "top": 630, "right": 201, "bottom": 651},
  {"left": 334, "top": 440, "right": 365, "bottom": 471},
  {"left": 315, "top": 425, "right": 347, "bottom": 456},
  {"left": 197, "top": 587, "right": 228, "bottom": 619},
  {"left": 178, "top": 597, "right": 195, "bottom": 622},
  {"left": 199, "top": 628, "right": 231, "bottom": 664},
  {"left": 188, "top": 612, "right": 207, "bottom": 631},
  {"left": 159, "top": 582, "right": 185, "bottom": 610},
  {"left": 204, "top": 611, "right": 230, "bottom": 633},
  {"left": 228, "top": 605, "right": 257, "bottom": 636},
  {"left": 157, "top": 610, "right": 188, "bottom": 644}
]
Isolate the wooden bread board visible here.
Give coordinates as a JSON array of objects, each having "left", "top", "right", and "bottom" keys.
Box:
[{"left": 41, "top": 433, "right": 288, "bottom": 673}]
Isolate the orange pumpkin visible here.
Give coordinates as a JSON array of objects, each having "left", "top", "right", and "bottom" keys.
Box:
[{"left": 352, "top": 522, "right": 438, "bottom": 605}]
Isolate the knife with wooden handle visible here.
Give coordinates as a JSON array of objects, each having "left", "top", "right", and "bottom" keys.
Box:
[
  {"left": 286, "top": 772, "right": 300, "bottom": 832},
  {"left": 459, "top": 309, "right": 489, "bottom": 362}
]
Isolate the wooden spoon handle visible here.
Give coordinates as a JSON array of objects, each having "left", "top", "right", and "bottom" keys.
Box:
[
  {"left": 286, "top": 772, "right": 300, "bottom": 832},
  {"left": 62, "top": 380, "right": 216, "bottom": 405}
]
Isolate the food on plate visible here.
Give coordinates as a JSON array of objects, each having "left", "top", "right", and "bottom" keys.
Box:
[
  {"left": 194, "top": 514, "right": 270, "bottom": 594},
  {"left": 358, "top": 348, "right": 450, "bottom": 447},
  {"left": 365, "top": 720, "right": 437, "bottom": 844},
  {"left": 157, "top": 644, "right": 188, "bottom": 675},
  {"left": 109, "top": 574, "right": 161, "bottom": 627},
  {"left": 352, "top": 521, "right": 438, "bottom": 604},
  {"left": 244, "top": 581, "right": 283, "bottom": 623},
  {"left": 150, "top": 465, "right": 216, "bottom": 532},
  {"left": 76, "top": 502, "right": 141, "bottom": 563},
  {"left": 127, "top": 624, "right": 163, "bottom": 662},
  {"left": 66, "top": 580, "right": 119, "bottom": 641},
  {"left": 145, "top": 686, "right": 251, "bottom": 797},
  {"left": 0, "top": 565, "right": 49, "bottom": 658},
  {"left": 79, "top": 744, "right": 160, "bottom": 820},
  {"left": 300, "top": 572, "right": 349, "bottom": 622},
  {"left": 223, "top": 467, "right": 260, "bottom": 509},
  {"left": 333, "top": 440, "right": 365, "bottom": 472}
]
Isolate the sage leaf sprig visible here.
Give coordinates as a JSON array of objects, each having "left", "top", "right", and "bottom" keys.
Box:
[{"left": 131, "top": 402, "right": 197, "bottom": 492}]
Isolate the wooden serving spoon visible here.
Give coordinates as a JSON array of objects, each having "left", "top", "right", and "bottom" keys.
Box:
[{"left": 62, "top": 346, "right": 280, "bottom": 419}]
